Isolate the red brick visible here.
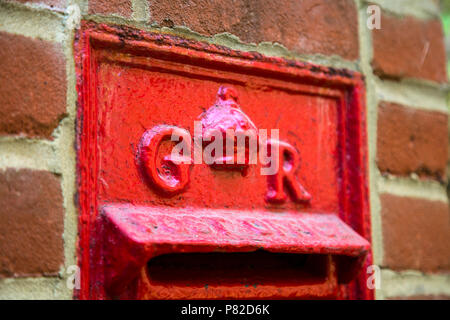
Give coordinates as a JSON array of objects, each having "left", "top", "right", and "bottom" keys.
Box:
[
  {"left": 377, "top": 102, "right": 448, "bottom": 180},
  {"left": 0, "top": 32, "right": 66, "bottom": 139},
  {"left": 372, "top": 12, "right": 447, "bottom": 83},
  {"left": 0, "top": 169, "right": 64, "bottom": 277},
  {"left": 89, "top": 0, "right": 132, "bottom": 17},
  {"left": 380, "top": 194, "right": 450, "bottom": 272},
  {"left": 149, "top": 0, "right": 359, "bottom": 60},
  {"left": 6, "top": 0, "right": 66, "bottom": 9}
]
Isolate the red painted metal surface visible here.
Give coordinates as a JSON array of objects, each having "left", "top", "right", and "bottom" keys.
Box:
[
  {"left": 75, "top": 22, "right": 373, "bottom": 300},
  {"left": 95, "top": 205, "right": 369, "bottom": 299}
]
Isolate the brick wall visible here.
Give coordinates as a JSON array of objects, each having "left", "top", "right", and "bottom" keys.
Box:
[{"left": 0, "top": 0, "right": 448, "bottom": 299}]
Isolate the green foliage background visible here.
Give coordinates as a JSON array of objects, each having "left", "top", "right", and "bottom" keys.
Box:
[{"left": 441, "top": 0, "right": 450, "bottom": 76}]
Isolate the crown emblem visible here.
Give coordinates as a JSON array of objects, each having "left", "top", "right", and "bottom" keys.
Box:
[{"left": 199, "top": 86, "right": 258, "bottom": 175}]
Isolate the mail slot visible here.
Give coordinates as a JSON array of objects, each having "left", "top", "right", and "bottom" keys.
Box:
[{"left": 75, "top": 22, "right": 373, "bottom": 300}]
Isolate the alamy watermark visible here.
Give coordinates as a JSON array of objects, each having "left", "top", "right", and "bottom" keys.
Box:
[
  {"left": 366, "top": 265, "right": 381, "bottom": 290},
  {"left": 367, "top": 5, "right": 381, "bottom": 30},
  {"left": 65, "top": 265, "right": 81, "bottom": 290},
  {"left": 169, "top": 121, "right": 282, "bottom": 175}
]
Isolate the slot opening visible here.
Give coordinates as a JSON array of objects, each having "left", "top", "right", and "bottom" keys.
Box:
[{"left": 146, "top": 250, "right": 331, "bottom": 287}]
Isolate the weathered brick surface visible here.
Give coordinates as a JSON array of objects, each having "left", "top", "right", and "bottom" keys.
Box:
[
  {"left": 148, "top": 0, "right": 359, "bottom": 60},
  {"left": 0, "top": 169, "right": 64, "bottom": 277},
  {"left": 0, "top": 32, "right": 66, "bottom": 139},
  {"left": 372, "top": 12, "right": 447, "bottom": 83},
  {"left": 377, "top": 102, "right": 448, "bottom": 180},
  {"left": 380, "top": 194, "right": 450, "bottom": 272},
  {"left": 89, "top": 0, "right": 132, "bottom": 17},
  {"left": 6, "top": 0, "right": 66, "bottom": 9}
]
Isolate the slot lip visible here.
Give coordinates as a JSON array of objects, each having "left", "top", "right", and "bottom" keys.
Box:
[{"left": 93, "top": 204, "right": 370, "bottom": 299}]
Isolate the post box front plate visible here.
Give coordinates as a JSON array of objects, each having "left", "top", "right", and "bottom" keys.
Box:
[{"left": 75, "top": 22, "right": 373, "bottom": 300}]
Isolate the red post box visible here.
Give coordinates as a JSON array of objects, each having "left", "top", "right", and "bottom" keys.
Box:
[{"left": 75, "top": 22, "right": 373, "bottom": 300}]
